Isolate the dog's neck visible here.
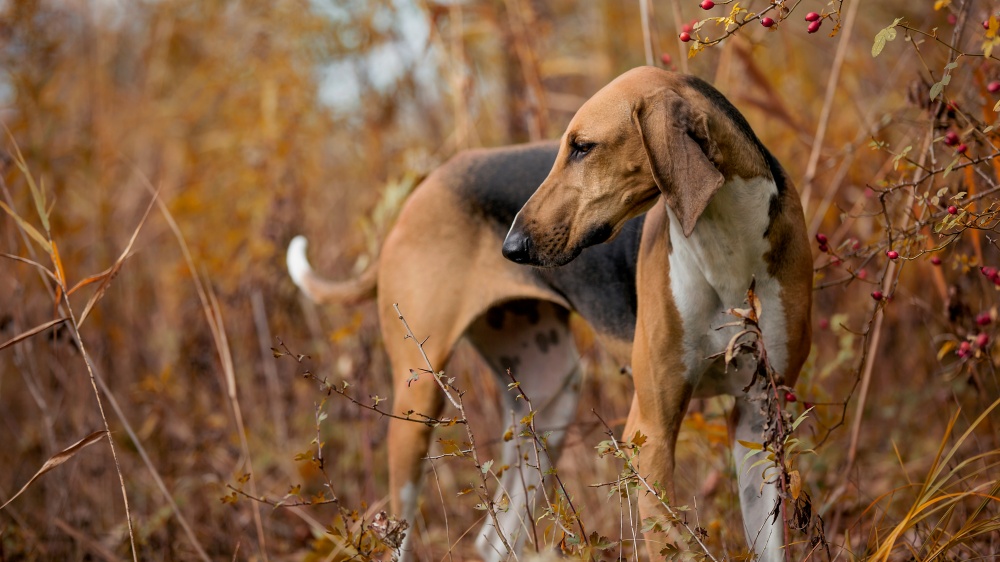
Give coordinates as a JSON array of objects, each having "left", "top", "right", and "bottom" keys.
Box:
[{"left": 664, "top": 174, "right": 789, "bottom": 387}]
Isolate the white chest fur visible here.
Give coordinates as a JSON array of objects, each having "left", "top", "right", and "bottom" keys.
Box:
[{"left": 666, "top": 176, "right": 789, "bottom": 396}]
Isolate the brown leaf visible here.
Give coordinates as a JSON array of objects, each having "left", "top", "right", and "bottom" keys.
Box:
[
  {"left": 66, "top": 265, "right": 114, "bottom": 297},
  {"left": 76, "top": 190, "right": 156, "bottom": 328},
  {"left": 747, "top": 277, "right": 761, "bottom": 323},
  {"left": 1, "top": 430, "right": 107, "bottom": 510},
  {"left": 0, "top": 317, "right": 69, "bottom": 352},
  {"left": 630, "top": 430, "right": 647, "bottom": 448}
]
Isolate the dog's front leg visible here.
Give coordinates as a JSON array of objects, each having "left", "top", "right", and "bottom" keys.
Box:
[
  {"left": 626, "top": 206, "right": 695, "bottom": 559},
  {"left": 624, "top": 325, "right": 693, "bottom": 560},
  {"left": 730, "top": 395, "right": 785, "bottom": 561}
]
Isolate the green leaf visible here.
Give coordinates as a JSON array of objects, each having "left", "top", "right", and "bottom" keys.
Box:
[
  {"left": 929, "top": 80, "right": 944, "bottom": 101},
  {"left": 943, "top": 155, "right": 960, "bottom": 178},
  {"left": 872, "top": 18, "right": 902, "bottom": 57}
]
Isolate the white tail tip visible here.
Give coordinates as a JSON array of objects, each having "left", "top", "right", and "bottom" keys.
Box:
[{"left": 286, "top": 235, "right": 312, "bottom": 290}]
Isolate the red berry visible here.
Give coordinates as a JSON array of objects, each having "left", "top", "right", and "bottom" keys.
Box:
[
  {"left": 984, "top": 20, "right": 991, "bottom": 30},
  {"left": 660, "top": 53, "right": 672, "bottom": 65},
  {"left": 819, "top": 318, "right": 830, "bottom": 330},
  {"left": 784, "top": 391, "right": 797, "bottom": 403},
  {"left": 700, "top": 0, "right": 715, "bottom": 9},
  {"left": 679, "top": 31, "right": 692, "bottom": 42},
  {"left": 931, "top": 256, "right": 942, "bottom": 266},
  {"left": 803, "top": 401, "right": 815, "bottom": 410},
  {"left": 886, "top": 250, "right": 899, "bottom": 260},
  {"left": 871, "top": 290, "right": 884, "bottom": 301},
  {"left": 818, "top": 243, "right": 829, "bottom": 253},
  {"left": 805, "top": 12, "right": 821, "bottom": 22},
  {"left": 761, "top": 17, "right": 775, "bottom": 28},
  {"left": 982, "top": 266, "right": 998, "bottom": 279},
  {"left": 832, "top": 257, "right": 843, "bottom": 266},
  {"left": 808, "top": 20, "right": 822, "bottom": 33},
  {"left": 857, "top": 269, "right": 868, "bottom": 280},
  {"left": 976, "top": 312, "right": 992, "bottom": 326},
  {"left": 944, "top": 131, "right": 959, "bottom": 146},
  {"left": 815, "top": 233, "right": 828, "bottom": 244},
  {"left": 958, "top": 341, "right": 972, "bottom": 357},
  {"left": 948, "top": 14, "right": 957, "bottom": 25},
  {"left": 957, "top": 143, "right": 968, "bottom": 154},
  {"left": 989, "top": 81, "right": 1000, "bottom": 93},
  {"left": 682, "top": 22, "right": 693, "bottom": 33},
  {"left": 852, "top": 240, "right": 861, "bottom": 251},
  {"left": 948, "top": 205, "right": 958, "bottom": 214},
  {"left": 976, "top": 333, "right": 990, "bottom": 348}
]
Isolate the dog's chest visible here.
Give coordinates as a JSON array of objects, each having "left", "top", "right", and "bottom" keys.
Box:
[{"left": 666, "top": 176, "right": 789, "bottom": 394}]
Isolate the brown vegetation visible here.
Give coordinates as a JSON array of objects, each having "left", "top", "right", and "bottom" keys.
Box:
[{"left": 1, "top": 0, "right": 999, "bottom": 560}]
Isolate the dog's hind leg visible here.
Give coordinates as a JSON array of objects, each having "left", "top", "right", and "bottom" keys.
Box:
[
  {"left": 382, "top": 304, "right": 457, "bottom": 562},
  {"left": 466, "top": 299, "right": 582, "bottom": 562}
]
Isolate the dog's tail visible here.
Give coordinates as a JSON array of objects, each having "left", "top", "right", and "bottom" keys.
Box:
[{"left": 286, "top": 235, "right": 377, "bottom": 305}]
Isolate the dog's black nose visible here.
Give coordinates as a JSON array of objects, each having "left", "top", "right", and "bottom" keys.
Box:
[{"left": 502, "top": 229, "right": 534, "bottom": 263}]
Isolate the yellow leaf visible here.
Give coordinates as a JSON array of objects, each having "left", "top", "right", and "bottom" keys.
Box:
[
  {"left": 789, "top": 470, "right": 802, "bottom": 500},
  {"left": 937, "top": 340, "right": 957, "bottom": 360}
]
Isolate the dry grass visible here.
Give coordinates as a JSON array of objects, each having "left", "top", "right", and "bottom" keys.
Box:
[{"left": 1, "top": 0, "right": 999, "bottom": 560}]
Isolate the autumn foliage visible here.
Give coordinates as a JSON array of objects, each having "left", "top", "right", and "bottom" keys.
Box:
[{"left": 2, "top": 0, "right": 999, "bottom": 560}]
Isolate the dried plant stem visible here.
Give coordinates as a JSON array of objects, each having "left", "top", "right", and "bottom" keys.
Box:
[
  {"left": 131, "top": 185, "right": 268, "bottom": 557},
  {"left": 449, "top": 2, "right": 470, "bottom": 150},
  {"left": 252, "top": 290, "right": 288, "bottom": 444},
  {"left": 826, "top": 130, "right": 934, "bottom": 539},
  {"left": 639, "top": 0, "right": 654, "bottom": 67},
  {"left": 669, "top": 0, "right": 689, "bottom": 75},
  {"left": 594, "top": 411, "right": 718, "bottom": 562},
  {"left": 800, "top": 0, "right": 860, "bottom": 208},
  {"left": 506, "top": 369, "right": 588, "bottom": 545},
  {"left": 503, "top": 0, "right": 548, "bottom": 140},
  {"left": 62, "top": 301, "right": 139, "bottom": 561},
  {"left": 91, "top": 368, "right": 211, "bottom": 561},
  {"left": 0, "top": 169, "right": 143, "bottom": 560}
]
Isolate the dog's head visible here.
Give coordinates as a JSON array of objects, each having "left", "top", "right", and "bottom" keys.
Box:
[{"left": 504, "top": 66, "right": 756, "bottom": 267}]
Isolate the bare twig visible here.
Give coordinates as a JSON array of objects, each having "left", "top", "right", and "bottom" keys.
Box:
[
  {"left": 593, "top": 411, "right": 719, "bottom": 561},
  {"left": 392, "top": 303, "right": 515, "bottom": 558}
]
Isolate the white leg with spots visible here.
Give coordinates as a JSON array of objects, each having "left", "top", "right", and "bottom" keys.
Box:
[
  {"left": 466, "top": 300, "right": 582, "bottom": 562},
  {"left": 732, "top": 395, "right": 784, "bottom": 562}
]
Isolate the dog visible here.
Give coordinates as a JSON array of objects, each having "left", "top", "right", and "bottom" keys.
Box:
[
  {"left": 503, "top": 66, "right": 812, "bottom": 560},
  {"left": 288, "top": 142, "right": 645, "bottom": 561},
  {"left": 289, "top": 66, "right": 811, "bottom": 560}
]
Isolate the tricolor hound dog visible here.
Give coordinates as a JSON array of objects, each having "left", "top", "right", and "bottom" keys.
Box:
[
  {"left": 504, "top": 66, "right": 812, "bottom": 560},
  {"left": 288, "top": 66, "right": 810, "bottom": 561}
]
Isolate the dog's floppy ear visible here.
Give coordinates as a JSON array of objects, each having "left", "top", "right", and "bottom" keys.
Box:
[{"left": 633, "top": 92, "right": 725, "bottom": 237}]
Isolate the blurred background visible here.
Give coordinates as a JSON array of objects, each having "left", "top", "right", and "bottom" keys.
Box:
[{"left": 2, "top": 0, "right": 999, "bottom": 560}]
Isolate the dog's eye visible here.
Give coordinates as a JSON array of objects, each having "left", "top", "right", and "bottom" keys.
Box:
[{"left": 569, "top": 140, "right": 595, "bottom": 159}]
